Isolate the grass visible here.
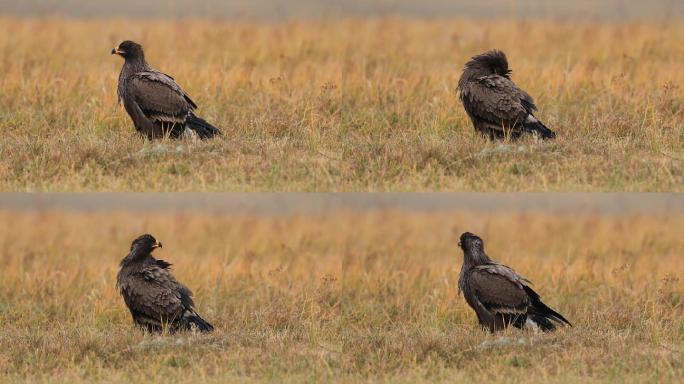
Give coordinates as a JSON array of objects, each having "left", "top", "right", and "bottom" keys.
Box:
[
  {"left": 0, "top": 209, "right": 682, "bottom": 382},
  {"left": 0, "top": 18, "right": 683, "bottom": 190}
]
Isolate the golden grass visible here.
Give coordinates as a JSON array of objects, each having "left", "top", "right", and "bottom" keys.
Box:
[
  {"left": 0, "top": 209, "right": 682, "bottom": 382},
  {"left": 0, "top": 18, "right": 683, "bottom": 190}
]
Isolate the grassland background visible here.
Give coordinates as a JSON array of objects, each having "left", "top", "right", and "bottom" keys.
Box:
[
  {"left": 1, "top": 17, "right": 684, "bottom": 191},
  {"left": 0, "top": 208, "right": 682, "bottom": 382}
]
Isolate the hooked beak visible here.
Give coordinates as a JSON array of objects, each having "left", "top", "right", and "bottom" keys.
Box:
[
  {"left": 111, "top": 46, "right": 124, "bottom": 55},
  {"left": 458, "top": 240, "right": 462, "bottom": 249},
  {"left": 152, "top": 240, "right": 162, "bottom": 249}
]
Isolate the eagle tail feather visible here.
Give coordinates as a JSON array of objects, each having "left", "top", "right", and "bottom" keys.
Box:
[
  {"left": 523, "top": 115, "right": 556, "bottom": 139},
  {"left": 186, "top": 113, "right": 221, "bottom": 139},
  {"left": 524, "top": 286, "right": 571, "bottom": 332},
  {"left": 182, "top": 310, "right": 214, "bottom": 333},
  {"left": 527, "top": 314, "right": 557, "bottom": 332}
]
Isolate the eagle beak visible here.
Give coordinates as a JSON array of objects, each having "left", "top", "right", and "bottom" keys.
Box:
[
  {"left": 458, "top": 241, "right": 462, "bottom": 248},
  {"left": 111, "top": 47, "right": 124, "bottom": 55},
  {"left": 153, "top": 241, "right": 162, "bottom": 249}
]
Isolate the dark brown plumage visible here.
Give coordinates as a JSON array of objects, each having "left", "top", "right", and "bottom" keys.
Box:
[
  {"left": 112, "top": 40, "right": 221, "bottom": 140},
  {"left": 116, "top": 234, "right": 214, "bottom": 333},
  {"left": 457, "top": 50, "right": 556, "bottom": 140},
  {"left": 457, "top": 232, "right": 570, "bottom": 332}
]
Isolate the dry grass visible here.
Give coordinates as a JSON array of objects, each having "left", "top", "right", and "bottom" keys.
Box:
[
  {"left": 0, "top": 209, "right": 682, "bottom": 382},
  {"left": 0, "top": 18, "right": 683, "bottom": 191}
]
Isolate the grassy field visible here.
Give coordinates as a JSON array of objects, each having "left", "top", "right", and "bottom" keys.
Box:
[
  {"left": 0, "top": 209, "right": 682, "bottom": 382},
  {"left": 1, "top": 18, "right": 684, "bottom": 191}
]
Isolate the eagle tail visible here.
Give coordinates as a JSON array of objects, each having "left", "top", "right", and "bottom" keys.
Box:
[
  {"left": 527, "top": 313, "right": 557, "bottom": 332},
  {"left": 182, "top": 310, "right": 214, "bottom": 333},
  {"left": 523, "top": 115, "right": 556, "bottom": 139},
  {"left": 524, "top": 286, "right": 571, "bottom": 332},
  {"left": 186, "top": 113, "right": 222, "bottom": 139}
]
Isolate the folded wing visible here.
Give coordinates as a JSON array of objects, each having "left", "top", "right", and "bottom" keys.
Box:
[
  {"left": 118, "top": 261, "right": 193, "bottom": 331},
  {"left": 462, "top": 74, "right": 537, "bottom": 133},
  {"left": 466, "top": 264, "right": 531, "bottom": 331},
  {"left": 128, "top": 71, "right": 197, "bottom": 125}
]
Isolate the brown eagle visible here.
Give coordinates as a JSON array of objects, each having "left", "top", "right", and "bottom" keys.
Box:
[
  {"left": 457, "top": 232, "right": 570, "bottom": 332},
  {"left": 457, "top": 50, "right": 556, "bottom": 140},
  {"left": 112, "top": 40, "right": 221, "bottom": 140},
  {"left": 116, "top": 234, "right": 214, "bottom": 333}
]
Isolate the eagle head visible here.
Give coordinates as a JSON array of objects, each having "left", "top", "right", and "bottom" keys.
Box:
[
  {"left": 459, "top": 232, "right": 485, "bottom": 258},
  {"left": 130, "top": 233, "right": 162, "bottom": 254},
  {"left": 112, "top": 40, "right": 144, "bottom": 60},
  {"left": 463, "top": 49, "right": 511, "bottom": 78}
]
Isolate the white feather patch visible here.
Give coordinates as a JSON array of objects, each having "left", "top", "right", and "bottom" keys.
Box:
[{"left": 525, "top": 318, "right": 541, "bottom": 331}]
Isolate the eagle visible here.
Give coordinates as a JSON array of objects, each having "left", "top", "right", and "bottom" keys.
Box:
[
  {"left": 457, "top": 50, "right": 556, "bottom": 140},
  {"left": 457, "top": 232, "right": 571, "bottom": 332},
  {"left": 116, "top": 234, "right": 214, "bottom": 333},
  {"left": 111, "top": 40, "right": 221, "bottom": 140}
]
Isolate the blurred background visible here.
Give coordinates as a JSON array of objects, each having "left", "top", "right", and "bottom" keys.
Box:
[
  {"left": 2, "top": 193, "right": 684, "bottom": 215},
  {"left": 1, "top": 0, "right": 682, "bottom": 21}
]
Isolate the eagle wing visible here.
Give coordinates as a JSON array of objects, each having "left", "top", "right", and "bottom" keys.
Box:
[
  {"left": 460, "top": 74, "right": 537, "bottom": 127},
  {"left": 468, "top": 264, "right": 531, "bottom": 315},
  {"left": 128, "top": 71, "right": 197, "bottom": 124},
  {"left": 118, "top": 261, "right": 194, "bottom": 326}
]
